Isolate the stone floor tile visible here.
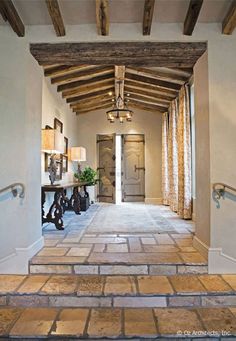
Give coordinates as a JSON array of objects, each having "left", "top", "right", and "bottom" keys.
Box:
[
  {"left": 9, "top": 295, "right": 49, "bottom": 307},
  {"left": 0, "top": 296, "right": 7, "bottom": 306},
  {"left": 30, "top": 265, "right": 72, "bottom": 274},
  {"left": 171, "top": 233, "right": 192, "bottom": 239},
  {"left": 175, "top": 238, "right": 193, "bottom": 247},
  {"left": 10, "top": 308, "right": 58, "bottom": 337},
  {"left": 49, "top": 296, "right": 111, "bottom": 307},
  {"left": 179, "top": 252, "right": 207, "bottom": 264},
  {"left": 149, "top": 265, "right": 177, "bottom": 275},
  {"left": 100, "top": 265, "right": 148, "bottom": 275},
  {"left": 137, "top": 276, "right": 174, "bottom": 294},
  {"left": 31, "top": 256, "right": 86, "bottom": 264},
  {"left": 44, "top": 239, "right": 60, "bottom": 247},
  {"left": 93, "top": 244, "right": 106, "bottom": 252},
  {"left": 114, "top": 296, "right": 167, "bottom": 307},
  {"left": 229, "top": 307, "right": 236, "bottom": 316},
  {"left": 41, "top": 275, "right": 78, "bottom": 295},
  {"left": 74, "top": 265, "right": 99, "bottom": 275},
  {"left": 168, "top": 296, "right": 201, "bottom": 307},
  {"left": 169, "top": 275, "right": 206, "bottom": 293},
  {"left": 154, "top": 234, "right": 175, "bottom": 245},
  {"left": 17, "top": 275, "right": 49, "bottom": 293},
  {"left": 88, "top": 308, "right": 122, "bottom": 337},
  {"left": 141, "top": 237, "right": 156, "bottom": 245},
  {"left": 222, "top": 275, "right": 236, "bottom": 290},
  {"left": 198, "top": 275, "right": 232, "bottom": 292},
  {"left": 143, "top": 245, "right": 179, "bottom": 253},
  {"left": 197, "top": 308, "right": 236, "bottom": 333},
  {"left": 125, "top": 308, "right": 157, "bottom": 337},
  {"left": 51, "top": 308, "right": 89, "bottom": 336},
  {"left": 0, "top": 308, "right": 22, "bottom": 336},
  {"left": 0, "top": 276, "right": 25, "bottom": 294},
  {"left": 201, "top": 295, "right": 236, "bottom": 307},
  {"left": 81, "top": 237, "right": 126, "bottom": 244},
  {"left": 177, "top": 265, "right": 208, "bottom": 274},
  {"left": 128, "top": 237, "right": 142, "bottom": 252},
  {"left": 66, "top": 247, "right": 91, "bottom": 257},
  {"left": 77, "top": 276, "right": 104, "bottom": 296},
  {"left": 154, "top": 308, "right": 203, "bottom": 334},
  {"left": 179, "top": 246, "right": 198, "bottom": 252},
  {"left": 88, "top": 252, "right": 182, "bottom": 264},
  {"left": 106, "top": 244, "right": 128, "bottom": 253},
  {"left": 37, "top": 247, "right": 69, "bottom": 257},
  {"left": 104, "top": 276, "right": 136, "bottom": 295}
]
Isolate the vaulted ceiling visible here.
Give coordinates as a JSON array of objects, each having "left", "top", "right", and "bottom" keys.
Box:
[{"left": 0, "top": 0, "right": 236, "bottom": 37}]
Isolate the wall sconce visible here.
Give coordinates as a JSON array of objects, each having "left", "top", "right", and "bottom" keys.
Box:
[
  {"left": 70, "top": 147, "right": 87, "bottom": 176},
  {"left": 42, "top": 129, "right": 64, "bottom": 185}
]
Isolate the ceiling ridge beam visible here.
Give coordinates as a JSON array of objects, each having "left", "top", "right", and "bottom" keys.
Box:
[
  {"left": 45, "top": 0, "right": 65, "bottom": 37},
  {"left": 0, "top": 0, "right": 24, "bottom": 37},
  {"left": 143, "top": 0, "right": 155, "bottom": 35},
  {"left": 222, "top": 0, "right": 236, "bottom": 35},
  {"left": 96, "top": 0, "right": 109, "bottom": 36},
  {"left": 183, "top": 0, "right": 203, "bottom": 36}
]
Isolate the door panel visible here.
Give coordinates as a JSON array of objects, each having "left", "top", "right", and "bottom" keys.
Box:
[
  {"left": 97, "top": 134, "right": 116, "bottom": 203},
  {"left": 121, "top": 134, "right": 145, "bottom": 202}
]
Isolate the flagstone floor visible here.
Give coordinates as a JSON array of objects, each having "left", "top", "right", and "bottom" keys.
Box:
[{"left": 30, "top": 203, "right": 207, "bottom": 274}]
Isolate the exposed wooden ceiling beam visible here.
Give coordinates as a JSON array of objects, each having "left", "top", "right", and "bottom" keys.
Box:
[
  {"left": 222, "top": 0, "right": 236, "bottom": 35},
  {"left": 45, "top": 0, "right": 65, "bottom": 37},
  {"left": 62, "top": 79, "right": 114, "bottom": 98},
  {"left": 30, "top": 42, "right": 207, "bottom": 67},
  {"left": 125, "top": 72, "right": 180, "bottom": 92},
  {"left": 183, "top": 0, "right": 203, "bottom": 36},
  {"left": 129, "top": 101, "right": 166, "bottom": 113},
  {"left": 57, "top": 73, "right": 114, "bottom": 92},
  {"left": 51, "top": 65, "right": 113, "bottom": 85},
  {"left": 72, "top": 97, "right": 112, "bottom": 111},
  {"left": 96, "top": 0, "right": 109, "bottom": 36},
  {"left": 125, "top": 80, "right": 177, "bottom": 98},
  {"left": 0, "top": 0, "right": 24, "bottom": 37},
  {"left": 66, "top": 88, "right": 114, "bottom": 104},
  {"left": 124, "top": 86, "right": 173, "bottom": 102},
  {"left": 126, "top": 67, "right": 188, "bottom": 84},
  {"left": 127, "top": 93, "right": 169, "bottom": 107},
  {"left": 75, "top": 102, "right": 112, "bottom": 115},
  {"left": 44, "top": 65, "right": 91, "bottom": 77},
  {"left": 70, "top": 93, "right": 111, "bottom": 109},
  {"left": 143, "top": 0, "right": 155, "bottom": 35}
]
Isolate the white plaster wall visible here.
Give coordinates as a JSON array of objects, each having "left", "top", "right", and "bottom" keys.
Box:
[{"left": 76, "top": 108, "right": 162, "bottom": 202}]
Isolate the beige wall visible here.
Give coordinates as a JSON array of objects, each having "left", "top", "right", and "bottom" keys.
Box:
[{"left": 76, "top": 108, "right": 162, "bottom": 202}]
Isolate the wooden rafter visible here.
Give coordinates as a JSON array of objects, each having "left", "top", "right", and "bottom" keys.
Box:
[
  {"left": 125, "top": 80, "right": 177, "bottom": 98},
  {"left": 96, "top": 0, "right": 109, "bottom": 36},
  {"left": 0, "top": 0, "right": 24, "bottom": 37},
  {"left": 62, "top": 79, "right": 114, "bottom": 98},
  {"left": 124, "top": 86, "right": 173, "bottom": 102},
  {"left": 127, "top": 93, "right": 169, "bottom": 107},
  {"left": 66, "top": 88, "right": 114, "bottom": 104},
  {"left": 30, "top": 42, "right": 207, "bottom": 67},
  {"left": 51, "top": 66, "right": 113, "bottom": 85},
  {"left": 72, "top": 97, "right": 112, "bottom": 111},
  {"left": 143, "top": 0, "right": 155, "bottom": 35},
  {"left": 222, "top": 0, "right": 236, "bottom": 35},
  {"left": 75, "top": 102, "right": 112, "bottom": 115},
  {"left": 125, "top": 73, "right": 180, "bottom": 92},
  {"left": 129, "top": 101, "right": 166, "bottom": 113},
  {"left": 45, "top": 0, "right": 65, "bottom": 37},
  {"left": 126, "top": 67, "right": 188, "bottom": 84},
  {"left": 70, "top": 93, "right": 111, "bottom": 109},
  {"left": 44, "top": 65, "right": 91, "bottom": 77},
  {"left": 57, "top": 73, "right": 114, "bottom": 92},
  {"left": 183, "top": 0, "right": 203, "bottom": 36}
]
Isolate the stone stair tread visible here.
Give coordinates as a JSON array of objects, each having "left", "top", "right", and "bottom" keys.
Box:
[{"left": 1, "top": 306, "right": 236, "bottom": 339}]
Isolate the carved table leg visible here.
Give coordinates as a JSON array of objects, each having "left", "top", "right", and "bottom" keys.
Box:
[
  {"left": 69, "top": 186, "right": 81, "bottom": 215},
  {"left": 46, "top": 190, "right": 64, "bottom": 230},
  {"left": 41, "top": 188, "right": 46, "bottom": 225}
]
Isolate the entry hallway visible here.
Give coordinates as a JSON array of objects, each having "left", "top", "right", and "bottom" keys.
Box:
[{"left": 30, "top": 203, "right": 207, "bottom": 275}]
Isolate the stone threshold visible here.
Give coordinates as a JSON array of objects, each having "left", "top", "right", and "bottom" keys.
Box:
[
  {"left": 1, "top": 307, "right": 236, "bottom": 339},
  {"left": 29, "top": 263, "right": 208, "bottom": 275}
]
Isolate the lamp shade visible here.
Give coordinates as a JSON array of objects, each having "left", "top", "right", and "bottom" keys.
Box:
[
  {"left": 70, "top": 147, "right": 86, "bottom": 162},
  {"left": 41, "top": 129, "right": 64, "bottom": 154}
]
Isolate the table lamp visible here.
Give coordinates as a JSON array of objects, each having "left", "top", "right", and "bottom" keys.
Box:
[
  {"left": 70, "top": 147, "right": 86, "bottom": 176},
  {"left": 42, "top": 129, "right": 64, "bottom": 185}
]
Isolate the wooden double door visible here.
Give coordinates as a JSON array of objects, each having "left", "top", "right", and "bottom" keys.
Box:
[{"left": 97, "top": 134, "right": 145, "bottom": 203}]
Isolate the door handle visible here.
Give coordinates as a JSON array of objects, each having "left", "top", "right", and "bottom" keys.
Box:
[{"left": 134, "top": 165, "right": 145, "bottom": 172}]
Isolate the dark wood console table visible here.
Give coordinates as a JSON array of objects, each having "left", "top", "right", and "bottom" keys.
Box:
[{"left": 41, "top": 182, "right": 90, "bottom": 230}]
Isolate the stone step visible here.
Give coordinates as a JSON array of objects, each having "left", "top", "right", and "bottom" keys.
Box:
[
  {"left": 1, "top": 274, "right": 236, "bottom": 308},
  {"left": 1, "top": 306, "right": 236, "bottom": 339}
]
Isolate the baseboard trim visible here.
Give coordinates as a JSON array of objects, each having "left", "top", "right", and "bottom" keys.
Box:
[
  {"left": 0, "top": 236, "right": 44, "bottom": 274},
  {"left": 193, "top": 236, "right": 209, "bottom": 260},
  {"left": 208, "top": 247, "right": 236, "bottom": 274},
  {"left": 145, "top": 198, "right": 162, "bottom": 205}
]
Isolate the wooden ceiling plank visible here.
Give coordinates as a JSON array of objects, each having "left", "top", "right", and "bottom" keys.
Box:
[
  {"left": 66, "top": 88, "right": 114, "bottom": 104},
  {"left": 125, "top": 72, "right": 180, "bottom": 92},
  {"left": 143, "top": 0, "right": 155, "bottom": 35},
  {"left": 75, "top": 102, "right": 112, "bottom": 114},
  {"left": 30, "top": 42, "right": 207, "bottom": 67},
  {"left": 45, "top": 0, "right": 65, "bottom": 37},
  {"left": 44, "top": 65, "right": 92, "bottom": 77},
  {"left": 76, "top": 103, "right": 112, "bottom": 115},
  {"left": 124, "top": 86, "right": 173, "bottom": 102},
  {"left": 57, "top": 72, "right": 114, "bottom": 92},
  {"left": 72, "top": 97, "right": 112, "bottom": 110},
  {"left": 62, "top": 79, "right": 114, "bottom": 99},
  {"left": 0, "top": 0, "right": 24, "bottom": 37},
  {"left": 183, "top": 0, "right": 203, "bottom": 36},
  {"left": 129, "top": 102, "right": 166, "bottom": 113},
  {"left": 96, "top": 0, "right": 109, "bottom": 36},
  {"left": 70, "top": 94, "right": 111, "bottom": 109},
  {"left": 126, "top": 67, "right": 188, "bottom": 84},
  {"left": 126, "top": 93, "right": 170, "bottom": 107},
  {"left": 222, "top": 0, "right": 236, "bottom": 35},
  {"left": 125, "top": 80, "right": 177, "bottom": 98},
  {"left": 51, "top": 65, "right": 113, "bottom": 85}
]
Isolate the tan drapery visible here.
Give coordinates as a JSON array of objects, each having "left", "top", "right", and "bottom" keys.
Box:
[
  {"left": 168, "top": 99, "right": 178, "bottom": 212},
  {"left": 162, "top": 112, "right": 169, "bottom": 205},
  {"left": 177, "top": 85, "right": 192, "bottom": 219}
]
